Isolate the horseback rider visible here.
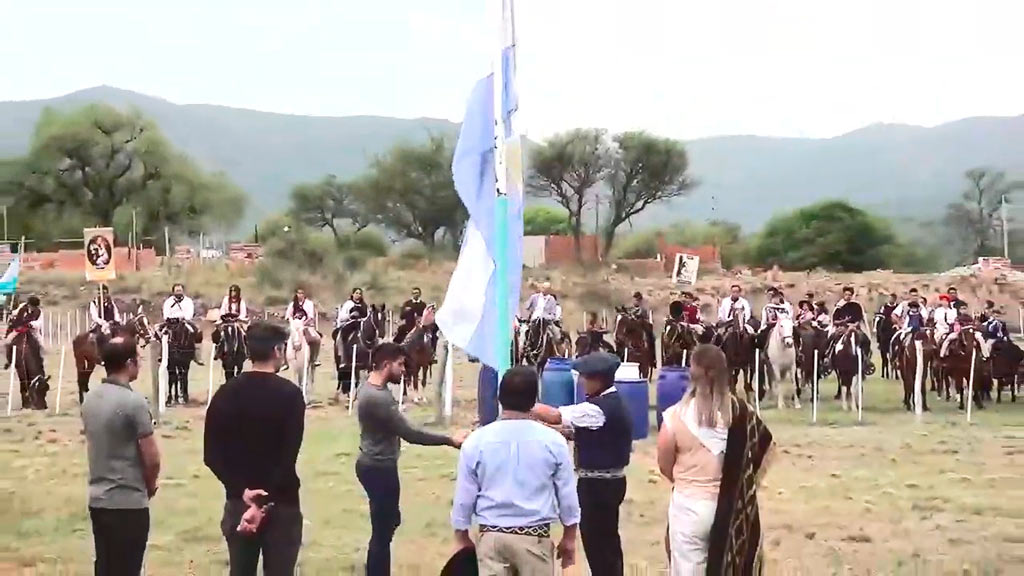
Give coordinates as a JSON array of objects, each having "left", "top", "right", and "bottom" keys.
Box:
[
  {"left": 873, "top": 293, "right": 898, "bottom": 332},
  {"left": 285, "top": 287, "right": 322, "bottom": 367},
  {"left": 946, "top": 286, "right": 967, "bottom": 313},
  {"left": 796, "top": 300, "right": 815, "bottom": 324},
  {"left": 890, "top": 287, "right": 920, "bottom": 328},
  {"left": 716, "top": 284, "right": 753, "bottom": 335},
  {"left": 813, "top": 300, "right": 831, "bottom": 330},
  {"left": 393, "top": 286, "right": 434, "bottom": 346},
  {"left": 932, "top": 294, "right": 957, "bottom": 344},
  {"left": 212, "top": 284, "right": 248, "bottom": 360},
  {"left": 825, "top": 286, "right": 875, "bottom": 375},
  {"left": 88, "top": 284, "right": 122, "bottom": 347},
  {"left": 939, "top": 301, "right": 988, "bottom": 360},
  {"left": 161, "top": 283, "right": 203, "bottom": 365},
  {"left": 627, "top": 291, "right": 657, "bottom": 354},
  {"left": 756, "top": 288, "right": 793, "bottom": 349},
  {"left": 981, "top": 301, "right": 1009, "bottom": 344},
  {"left": 584, "top": 311, "right": 615, "bottom": 353},
  {"left": 523, "top": 282, "right": 563, "bottom": 349},
  {"left": 4, "top": 295, "right": 43, "bottom": 369}
]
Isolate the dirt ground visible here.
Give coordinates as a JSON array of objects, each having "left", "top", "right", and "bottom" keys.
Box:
[{"left": 1, "top": 342, "right": 1022, "bottom": 575}]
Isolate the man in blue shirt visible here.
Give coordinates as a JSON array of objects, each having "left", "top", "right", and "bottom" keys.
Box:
[
  {"left": 532, "top": 352, "right": 632, "bottom": 576},
  {"left": 451, "top": 366, "right": 580, "bottom": 575}
]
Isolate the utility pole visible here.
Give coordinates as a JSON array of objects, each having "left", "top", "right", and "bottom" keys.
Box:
[{"left": 1002, "top": 194, "right": 1009, "bottom": 260}]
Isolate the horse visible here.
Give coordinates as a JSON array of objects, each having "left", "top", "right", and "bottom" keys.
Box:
[
  {"left": 521, "top": 317, "right": 569, "bottom": 373},
  {"left": 157, "top": 318, "right": 202, "bottom": 406},
  {"left": 398, "top": 321, "right": 435, "bottom": 404},
  {"left": 875, "top": 315, "right": 897, "bottom": 379},
  {"left": 215, "top": 318, "right": 247, "bottom": 383},
  {"left": 614, "top": 308, "right": 655, "bottom": 379},
  {"left": 989, "top": 339, "right": 1023, "bottom": 403},
  {"left": 10, "top": 329, "right": 48, "bottom": 410},
  {"left": 795, "top": 321, "right": 826, "bottom": 399},
  {"left": 717, "top": 311, "right": 757, "bottom": 402},
  {"left": 766, "top": 316, "right": 798, "bottom": 409},
  {"left": 661, "top": 320, "right": 698, "bottom": 367},
  {"left": 335, "top": 304, "right": 385, "bottom": 399},
  {"left": 830, "top": 324, "right": 863, "bottom": 412},
  {"left": 72, "top": 310, "right": 154, "bottom": 404},
  {"left": 939, "top": 327, "right": 987, "bottom": 411},
  {"left": 286, "top": 318, "right": 314, "bottom": 402},
  {"left": 897, "top": 328, "right": 935, "bottom": 412}
]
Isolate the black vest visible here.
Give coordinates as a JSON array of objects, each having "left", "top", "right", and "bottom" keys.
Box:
[
  {"left": 95, "top": 298, "right": 117, "bottom": 321},
  {"left": 575, "top": 391, "right": 632, "bottom": 471}
]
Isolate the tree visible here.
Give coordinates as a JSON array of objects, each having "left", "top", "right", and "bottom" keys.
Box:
[
  {"left": 356, "top": 135, "right": 465, "bottom": 248},
  {"left": 750, "top": 200, "right": 895, "bottom": 272},
  {"left": 602, "top": 131, "right": 693, "bottom": 254},
  {"left": 943, "top": 168, "right": 1023, "bottom": 261},
  {"left": 17, "top": 104, "right": 245, "bottom": 240},
  {"left": 523, "top": 205, "right": 572, "bottom": 236},
  {"left": 288, "top": 174, "right": 366, "bottom": 243},
  {"left": 527, "top": 128, "right": 612, "bottom": 261}
]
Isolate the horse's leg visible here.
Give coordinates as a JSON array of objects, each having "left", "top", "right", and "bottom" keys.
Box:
[
  {"left": 77, "top": 360, "right": 93, "bottom": 405},
  {"left": 181, "top": 361, "right": 191, "bottom": 404}
]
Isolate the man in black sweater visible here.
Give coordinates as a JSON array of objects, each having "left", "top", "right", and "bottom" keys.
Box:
[
  {"left": 204, "top": 322, "right": 305, "bottom": 576},
  {"left": 532, "top": 351, "right": 632, "bottom": 576}
]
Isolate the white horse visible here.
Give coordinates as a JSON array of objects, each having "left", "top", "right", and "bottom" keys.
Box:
[
  {"left": 767, "top": 316, "right": 799, "bottom": 409},
  {"left": 286, "top": 318, "right": 313, "bottom": 402}
]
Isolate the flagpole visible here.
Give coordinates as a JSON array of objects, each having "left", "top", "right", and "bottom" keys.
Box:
[{"left": 493, "top": 0, "right": 512, "bottom": 380}]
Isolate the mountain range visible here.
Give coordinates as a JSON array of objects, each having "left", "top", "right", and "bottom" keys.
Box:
[{"left": 2, "top": 86, "right": 1023, "bottom": 232}]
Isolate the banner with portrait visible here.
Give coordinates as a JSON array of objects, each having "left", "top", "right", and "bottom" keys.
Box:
[
  {"left": 84, "top": 227, "right": 116, "bottom": 282},
  {"left": 671, "top": 252, "right": 700, "bottom": 285}
]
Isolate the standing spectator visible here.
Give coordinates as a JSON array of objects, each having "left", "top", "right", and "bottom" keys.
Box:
[
  {"left": 204, "top": 322, "right": 306, "bottom": 576},
  {"left": 657, "top": 344, "right": 775, "bottom": 574},
  {"left": 355, "top": 329, "right": 467, "bottom": 576},
  {"left": 532, "top": 351, "right": 633, "bottom": 576},
  {"left": 81, "top": 335, "right": 161, "bottom": 576},
  {"left": 451, "top": 366, "right": 580, "bottom": 574}
]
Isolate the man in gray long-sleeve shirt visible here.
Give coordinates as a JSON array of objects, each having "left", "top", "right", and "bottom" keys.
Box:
[{"left": 355, "top": 334, "right": 467, "bottom": 576}]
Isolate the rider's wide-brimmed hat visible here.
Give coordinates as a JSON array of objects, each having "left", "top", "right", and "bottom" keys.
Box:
[{"left": 572, "top": 351, "right": 621, "bottom": 378}]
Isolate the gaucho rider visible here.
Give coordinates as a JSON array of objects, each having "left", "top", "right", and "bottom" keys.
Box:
[
  {"left": 4, "top": 295, "right": 44, "bottom": 370},
  {"left": 627, "top": 291, "right": 657, "bottom": 354},
  {"left": 333, "top": 287, "right": 368, "bottom": 363},
  {"left": 161, "top": 283, "right": 204, "bottom": 365},
  {"left": 88, "top": 284, "right": 122, "bottom": 349},
  {"left": 523, "top": 282, "right": 563, "bottom": 350},
  {"left": 212, "top": 284, "right": 248, "bottom": 360},
  {"left": 284, "top": 287, "right": 322, "bottom": 368},
  {"left": 824, "top": 286, "right": 874, "bottom": 375},
  {"left": 755, "top": 287, "right": 792, "bottom": 350},
  {"left": 716, "top": 283, "right": 754, "bottom": 338},
  {"left": 393, "top": 286, "right": 437, "bottom": 354}
]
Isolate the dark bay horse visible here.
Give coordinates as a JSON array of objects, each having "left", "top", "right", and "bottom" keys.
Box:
[
  {"left": 717, "top": 311, "right": 756, "bottom": 401},
  {"left": 335, "top": 304, "right": 385, "bottom": 398},
  {"left": 574, "top": 330, "right": 614, "bottom": 358},
  {"left": 614, "top": 308, "right": 654, "bottom": 379},
  {"left": 215, "top": 318, "right": 247, "bottom": 382},
  {"left": 521, "top": 317, "right": 569, "bottom": 374},
  {"left": 72, "top": 311, "right": 154, "bottom": 404},
  {"left": 830, "top": 325, "right": 863, "bottom": 412},
  {"left": 940, "top": 327, "right": 987, "bottom": 411},
  {"left": 898, "top": 329, "right": 935, "bottom": 412},
  {"left": 795, "top": 321, "right": 826, "bottom": 399},
  {"left": 157, "top": 318, "right": 202, "bottom": 406},
  {"left": 661, "top": 320, "right": 698, "bottom": 367},
  {"left": 989, "top": 339, "right": 1023, "bottom": 403},
  {"left": 11, "top": 330, "right": 48, "bottom": 410},
  {"left": 875, "top": 315, "right": 897, "bottom": 379},
  {"left": 398, "top": 321, "right": 435, "bottom": 404}
]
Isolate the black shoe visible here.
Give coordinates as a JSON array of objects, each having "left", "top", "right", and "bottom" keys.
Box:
[{"left": 165, "top": 397, "right": 173, "bottom": 408}]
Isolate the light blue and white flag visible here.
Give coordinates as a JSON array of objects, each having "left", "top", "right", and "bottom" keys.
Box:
[
  {"left": 0, "top": 256, "right": 21, "bottom": 295},
  {"left": 436, "top": 0, "right": 523, "bottom": 371}
]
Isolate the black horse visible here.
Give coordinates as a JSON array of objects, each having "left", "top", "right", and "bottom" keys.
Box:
[
  {"left": 335, "top": 304, "right": 386, "bottom": 398},
  {"left": 158, "top": 318, "right": 202, "bottom": 406},
  {"left": 875, "top": 315, "right": 897, "bottom": 379},
  {"left": 214, "top": 317, "right": 247, "bottom": 382},
  {"left": 10, "top": 330, "right": 48, "bottom": 410}
]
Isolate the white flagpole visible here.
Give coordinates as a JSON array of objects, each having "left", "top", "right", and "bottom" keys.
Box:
[
  {"left": 443, "top": 341, "right": 455, "bottom": 420},
  {"left": 55, "top": 345, "right": 66, "bottom": 415},
  {"left": 6, "top": 346, "right": 16, "bottom": 415}
]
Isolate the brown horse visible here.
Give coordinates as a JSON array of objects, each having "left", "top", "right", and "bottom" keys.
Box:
[
  {"left": 939, "top": 327, "right": 987, "bottom": 411},
  {"left": 521, "top": 317, "right": 569, "bottom": 373},
  {"left": 795, "top": 321, "right": 826, "bottom": 399},
  {"left": 10, "top": 330, "right": 48, "bottom": 410},
  {"left": 897, "top": 328, "right": 935, "bottom": 412},
  {"left": 717, "top": 311, "right": 756, "bottom": 400},
  {"left": 989, "top": 339, "right": 1023, "bottom": 403},
  {"left": 72, "top": 311, "right": 155, "bottom": 404},
  {"left": 614, "top": 308, "right": 654, "bottom": 379},
  {"left": 661, "top": 319, "right": 698, "bottom": 367},
  {"left": 398, "top": 322, "right": 435, "bottom": 404},
  {"left": 830, "top": 325, "right": 863, "bottom": 412}
]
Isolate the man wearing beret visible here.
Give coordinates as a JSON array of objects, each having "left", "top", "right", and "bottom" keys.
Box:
[{"left": 531, "top": 351, "right": 632, "bottom": 576}]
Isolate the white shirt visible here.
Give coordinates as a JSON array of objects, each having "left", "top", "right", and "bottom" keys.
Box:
[
  {"left": 556, "top": 386, "right": 618, "bottom": 430},
  {"left": 162, "top": 296, "right": 195, "bottom": 321},
  {"left": 335, "top": 300, "right": 361, "bottom": 327},
  {"left": 933, "top": 307, "right": 957, "bottom": 332},
  {"left": 892, "top": 300, "right": 917, "bottom": 325},
  {"left": 286, "top": 299, "right": 315, "bottom": 323},
  {"left": 219, "top": 297, "right": 248, "bottom": 320},
  {"left": 89, "top": 300, "right": 122, "bottom": 325},
  {"left": 718, "top": 297, "right": 752, "bottom": 323}
]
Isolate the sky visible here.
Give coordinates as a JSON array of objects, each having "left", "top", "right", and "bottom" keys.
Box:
[{"left": 2, "top": 0, "right": 1022, "bottom": 141}]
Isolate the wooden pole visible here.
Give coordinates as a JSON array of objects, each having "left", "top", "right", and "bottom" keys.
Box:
[
  {"left": 812, "top": 349, "right": 818, "bottom": 423},
  {"left": 913, "top": 340, "right": 924, "bottom": 420},
  {"left": 6, "top": 346, "right": 16, "bottom": 415},
  {"left": 443, "top": 340, "right": 454, "bottom": 421},
  {"left": 753, "top": 349, "right": 761, "bottom": 415},
  {"left": 347, "top": 345, "right": 358, "bottom": 414},
  {"left": 54, "top": 345, "right": 66, "bottom": 415},
  {"left": 206, "top": 345, "right": 215, "bottom": 411},
  {"left": 856, "top": 345, "right": 864, "bottom": 422},
  {"left": 967, "top": 347, "right": 977, "bottom": 422}
]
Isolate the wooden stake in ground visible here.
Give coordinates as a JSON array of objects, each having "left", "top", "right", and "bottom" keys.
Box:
[
  {"left": 206, "top": 345, "right": 216, "bottom": 411},
  {"left": 753, "top": 349, "right": 761, "bottom": 415},
  {"left": 856, "top": 345, "right": 864, "bottom": 423},
  {"left": 913, "top": 340, "right": 924, "bottom": 421},
  {"left": 347, "top": 345, "right": 358, "bottom": 414},
  {"left": 54, "top": 345, "right": 66, "bottom": 415},
  {"left": 967, "top": 347, "right": 977, "bottom": 423},
  {"left": 812, "top": 349, "right": 818, "bottom": 424},
  {"left": 158, "top": 335, "right": 169, "bottom": 415},
  {"left": 6, "top": 346, "right": 16, "bottom": 416},
  {"left": 443, "top": 341, "right": 454, "bottom": 421}
]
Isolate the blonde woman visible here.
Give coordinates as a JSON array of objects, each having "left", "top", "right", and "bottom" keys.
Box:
[{"left": 657, "top": 344, "right": 774, "bottom": 574}]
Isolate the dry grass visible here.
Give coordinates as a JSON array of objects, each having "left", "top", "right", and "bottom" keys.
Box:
[{"left": 1, "top": 344, "right": 1022, "bottom": 575}]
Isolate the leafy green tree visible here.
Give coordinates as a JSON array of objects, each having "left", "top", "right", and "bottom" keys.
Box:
[
  {"left": 603, "top": 131, "right": 693, "bottom": 254},
  {"left": 356, "top": 135, "right": 465, "bottom": 249},
  {"left": 943, "top": 168, "right": 1023, "bottom": 261},
  {"left": 17, "top": 104, "right": 244, "bottom": 240},
  {"left": 750, "top": 200, "right": 895, "bottom": 272},
  {"left": 523, "top": 205, "right": 572, "bottom": 236},
  {"left": 527, "top": 128, "right": 612, "bottom": 261},
  {"left": 288, "top": 174, "right": 366, "bottom": 243}
]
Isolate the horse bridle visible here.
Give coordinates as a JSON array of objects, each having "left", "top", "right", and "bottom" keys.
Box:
[{"left": 356, "top": 310, "right": 381, "bottom": 350}]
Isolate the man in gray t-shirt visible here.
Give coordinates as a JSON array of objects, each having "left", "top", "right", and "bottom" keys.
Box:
[{"left": 81, "top": 334, "right": 161, "bottom": 576}]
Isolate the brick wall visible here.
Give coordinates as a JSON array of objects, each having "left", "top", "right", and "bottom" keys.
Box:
[
  {"left": 655, "top": 235, "right": 721, "bottom": 273},
  {"left": 543, "top": 235, "right": 601, "bottom": 265},
  {"left": 19, "top": 247, "right": 159, "bottom": 273}
]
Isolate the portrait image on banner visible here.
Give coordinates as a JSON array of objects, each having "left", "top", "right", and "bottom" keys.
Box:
[
  {"left": 671, "top": 253, "right": 700, "bottom": 285},
  {"left": 84, "top": 227, "right": 116, "bottom": 282}
]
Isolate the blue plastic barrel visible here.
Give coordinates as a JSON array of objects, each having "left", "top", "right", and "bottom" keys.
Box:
[
  {"left": 477, "top": 365, "right": 499, "bottom": 426},
  {"left": 615, "top": 378, "right": 650, "bottom": 440},
  {"left": 656, "top": 366, "right": 691, "bottom": 430},
  {"left": 540, "top": 357, "right": 575, "bottom": 408}
]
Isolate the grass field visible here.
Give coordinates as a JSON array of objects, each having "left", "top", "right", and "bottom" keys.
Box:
[{"left": 1, "top": 344, "right": 1023, "bottom": 575}]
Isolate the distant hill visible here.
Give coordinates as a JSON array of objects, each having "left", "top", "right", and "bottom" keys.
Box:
[{"left": 2, "top": 86, "right": 1023, "bottom": 231}]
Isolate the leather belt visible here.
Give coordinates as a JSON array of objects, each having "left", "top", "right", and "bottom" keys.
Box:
[
  {"left": 578, "top": 468, "right": 626, "bottom": 479},
  {"left": 479, "top": 524, "right": 551, "bottom": 538}
]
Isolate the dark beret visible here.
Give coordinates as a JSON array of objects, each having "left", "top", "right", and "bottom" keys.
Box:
[{"left": 572, "top": 351, "right": 621, "bottom": 377}]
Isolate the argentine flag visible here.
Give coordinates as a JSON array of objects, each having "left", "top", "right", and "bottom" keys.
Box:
[
  {"left": 0, "top": 256, "right": 20, "bottom": 295},
  {"left": 436, "top": 0, "right": 523, "bottom": 371}
]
